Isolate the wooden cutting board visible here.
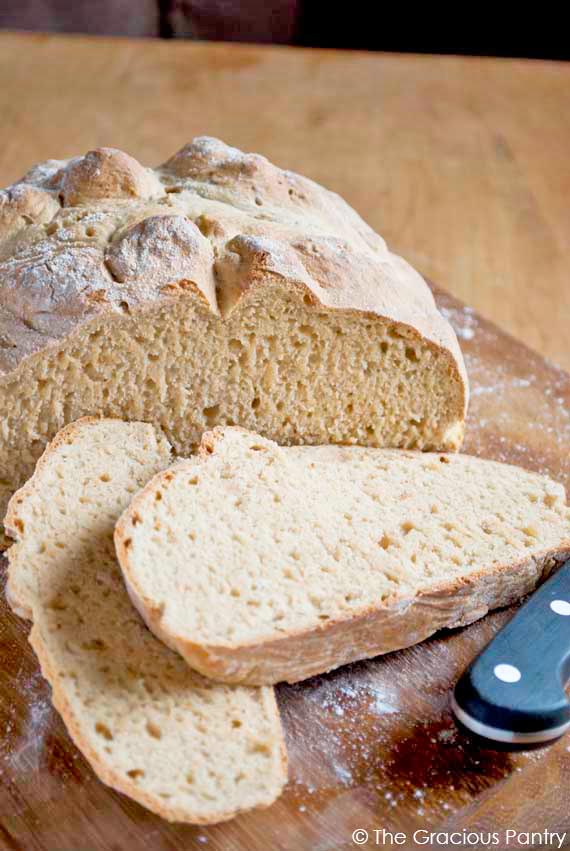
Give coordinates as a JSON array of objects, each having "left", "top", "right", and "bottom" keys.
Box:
[{"left": 1, "top": 287, "right": 569, "bottom": 851}]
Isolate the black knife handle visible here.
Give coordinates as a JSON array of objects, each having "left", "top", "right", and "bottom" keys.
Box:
[{"left": 452, "top": 559, "right": 570, "bottom": 747}]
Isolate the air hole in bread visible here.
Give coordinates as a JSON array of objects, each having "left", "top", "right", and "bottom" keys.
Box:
[
  {"left": 82, "top": 638, "right": 106, "bottom": 651},
  {"left": 146, "top": 721, "right": 162, "bottom": 740},
  {"left": 228, "top": 338, "right": 243, "bottom": 354},
  {"left": 405, "top": 347, "right": 419, "bottom": 362},
  {"left": 523, "top": 525, "right": 538, "bottom": 538},
  {"left": 203, "top": 404, "right": 220, "bottom": 426},
  {"left": 95, "top": 722, "right": 113, "bottom": 741},
  {"left": 127, "top": 769, "right": 145, "bottom": 780}
]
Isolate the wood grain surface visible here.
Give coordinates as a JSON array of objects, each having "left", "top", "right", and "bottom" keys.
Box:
[
  {"left": 1, "top": 288, "right": 570, "bottom": 851},
  {"left": 0, "top": 34, "right": 568, "bottom": 369},
  {"left": 1, "top": 34, "right": 570, "bottom": 849}
]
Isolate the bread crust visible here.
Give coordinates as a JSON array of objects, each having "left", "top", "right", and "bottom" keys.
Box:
[
  {"left": 118, "top": 521, "right": 570, "bottom": 686},
  {"left": 6, "top": 417, "right": 288, "bottom": 823},
  {"left": 5, "top": 416, "right": 122, "bottom": 618},
  {"left": 28, "top": 623, "right": 287, "bottom": 823},
  {"left": 0, "top": 137, "right": 467, "bottom": 426},
  {"left": 115, "top": 428, "right": 570, "bottom": 686},
  {"left": 5, "top": 416, "right": 170, "bottom": 619}
]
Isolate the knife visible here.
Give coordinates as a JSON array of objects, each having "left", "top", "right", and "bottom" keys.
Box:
[{"left": 452, "top": 558, "right": 570, "bottom": 749}]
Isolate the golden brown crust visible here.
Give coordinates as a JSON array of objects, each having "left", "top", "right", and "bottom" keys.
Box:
[
  {"left": 156, "top": 548, "right": 570, "bottom": 686},
  {"left": 115, "top": 427, "right": 570, "bottom": 686},
  {"left": 61, "top": 147, "right": 163, "bottom": 206},
  {"left": 0, "top": 137, "right": 467, "bottom": 420},
  {"left": 7, "top": 417, "right": 287, "bottom": 823},
  {"left": 28, "top": 622, "right": 287, "bottom": 823},
  {"left": 5, "top": 416, "right": 161, "bottom": 619},
  {"left": 0, "top": 182, "right": 60, "bottom": 241},
  {"left": 120, "top": 522, "right": 570, "bottom": 687}
]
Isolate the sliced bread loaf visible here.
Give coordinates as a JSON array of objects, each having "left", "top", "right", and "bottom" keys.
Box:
[
  {"left": 116, "top": 427, "right": 570, "bottom": 686},
  {"left": 0, "top": 137, "right": 468, "bottom": 535},
  {"left": 5, "top": 419, "right": 286, "bottom": 823}
]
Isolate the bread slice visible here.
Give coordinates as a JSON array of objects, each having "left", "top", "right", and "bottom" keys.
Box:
[
  {"left": 116, "top": 427, "right": 570, "bottom": 686},
  {"left": 0, "top": 137, "right": 468, "bottom": 539},
  {"left": 5, "top": 419, "right": 286, "bottom": 823}
]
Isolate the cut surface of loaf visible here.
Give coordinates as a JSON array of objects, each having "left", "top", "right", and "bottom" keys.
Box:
[
  {"left": 0, "top": 137, "right": 468, "bottom": 529},
  {"left": 5, "top": 419, "right": 286, "bottom": 823},
  {"left": 116, "top": 428, "right": 570, "bottom": 686}
]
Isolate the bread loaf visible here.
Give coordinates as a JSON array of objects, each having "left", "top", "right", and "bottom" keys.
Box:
[
  {"left": 0, "top": 137, "right": 468, "bottom": 533},
  {"left": 116, "top": 427, "right": 570, "bottom": 685},
  {"left": 5, "top": 419, "right": 286, "bottom": 822}
]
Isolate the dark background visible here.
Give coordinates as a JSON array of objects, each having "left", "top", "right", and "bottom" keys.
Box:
[{"left": 0, "top": 0, "right": 567, "bottom": 58}]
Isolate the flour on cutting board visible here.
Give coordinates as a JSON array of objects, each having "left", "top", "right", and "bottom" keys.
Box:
[
  {"left": 3, "top": 666, "right": 52, "bottom": 775},
  {"left": 441, "top": 304, "right": 477, "bottom": 341},
  {"left": 442, "top": 300, "right": 570, "bottom": 480},
  {"left": 311, "top": 678, "right": 401, "bottom": 720},
  {"left": 282, "top": 670, "right": 401, "bottom": 793}
]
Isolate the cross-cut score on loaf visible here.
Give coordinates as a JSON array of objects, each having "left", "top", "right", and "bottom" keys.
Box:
[
  {"left": 4, "top": 419, "right": 287, "bottom": 823},
  {"left": 0, "top": 137, "right": 468, "bottom": 534},
  {"left": 115, "top": 428, "right": 570, "bottom": 686}
]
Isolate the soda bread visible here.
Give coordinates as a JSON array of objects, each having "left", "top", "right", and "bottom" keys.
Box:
[
  {"left": 5, "top": 419, "right": 287, "bottom": 823},
  {"left": 0, "top": 137, "right": 468, "bottom": 533},
  {"left": 116, "top": 428, "right": 570, "bottom": 685}
]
